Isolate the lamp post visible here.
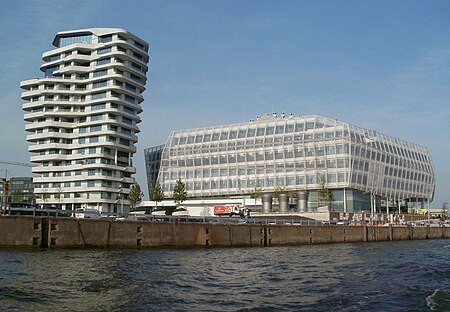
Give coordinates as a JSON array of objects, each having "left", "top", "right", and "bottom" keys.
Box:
[
  {"left": 117, "top": 184, "right": 123, "bottom": 217},
  {"left": 121, "top": 192, "right": 123, "bottom": 216},
  {"left": 120, "top": 166, "right": 127, "bottom": 216}
]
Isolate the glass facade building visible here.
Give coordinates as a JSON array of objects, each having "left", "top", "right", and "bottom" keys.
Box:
[
  {"left": 0, "top": 177, "right": 35, "bottom": 206},
  {"left": 145, "top": 114, "right": 435, "bottom": 213},
  {"left": 144, "top": 144, "right": 164, "bottom": 194},
  {"left": 21, "top": 28, "right": 149, "bottom": 213}
]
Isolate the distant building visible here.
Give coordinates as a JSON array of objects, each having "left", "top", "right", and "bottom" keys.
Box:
[
  {"left": 144, "top": 113, "right": 436, "bottom": 213},
  {"left": 21, "top": 28, "right": 149, "bottom": 214},
  {"left": 144, "top": 144, "right": 164, "bottom": 196},
  {"left": 0, "top": 177, "right": 34, "bottom": 205}
]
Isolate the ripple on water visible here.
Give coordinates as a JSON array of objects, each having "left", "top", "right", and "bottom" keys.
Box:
[{"left": 0, "top": 240, "right": 449, "bottom": 311}]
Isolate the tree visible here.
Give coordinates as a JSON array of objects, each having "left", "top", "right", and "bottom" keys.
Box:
[
  {"left": 318, "top": 178, "right": 332, "bottom": 207},
  {"left": 272, "top": 186, "right": 287, "bottom": 204},
  {"left": 173, "top": 179, "right": 187, "bottom": 206},
  {"left": 41, "top": 189, "right": 49, "bottom": 204},
  {"left": 250, "top": 185, "right": 264, "bottom": 208},
  {"left": 54, "top": 187, "right": 63, "bottom": 208},
  {"left": 128, "top": 183, "right": 144, "bottom": 209},
  {"left": 442, "top": 202, "right": 448, "bottom": 219},
  {"left": 150, "top": 181, "right": 165, "bottom": 209}
]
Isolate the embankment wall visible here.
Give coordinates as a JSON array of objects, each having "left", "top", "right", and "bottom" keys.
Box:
[{"left": 0, "top": 216, "right": 448, "bottom": 248}]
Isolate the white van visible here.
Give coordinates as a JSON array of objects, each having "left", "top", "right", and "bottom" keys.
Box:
[{"left": 75, "top": 208, "right": 102, "bottom": 219}]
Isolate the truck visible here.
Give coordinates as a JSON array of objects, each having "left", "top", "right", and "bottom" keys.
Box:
[{"left": 213, "top": 205, "right": 250, "bottom": 217}]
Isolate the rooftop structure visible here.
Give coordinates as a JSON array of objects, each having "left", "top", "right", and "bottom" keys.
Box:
[{"left": 21, "top": 28, "right": 149, "bottom": 214}]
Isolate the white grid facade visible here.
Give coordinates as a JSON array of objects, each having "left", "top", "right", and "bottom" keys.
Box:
[{"left": 157, "top": 114, "right": 435, "bottom": 203}]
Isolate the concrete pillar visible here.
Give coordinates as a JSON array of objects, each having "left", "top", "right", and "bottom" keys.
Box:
[
  {"left": 297, "top": 190, "right": 308, "bottom": 213},
  {"left": 262, "top": 193, "right": 272, "bottom": 213},
  {"left": 279, "top": 194, "right": 289, "bottom": 213}
]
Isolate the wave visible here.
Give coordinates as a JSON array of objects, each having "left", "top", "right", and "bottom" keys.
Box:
[{"left": 426, "top": 289, "right": 439, "bottom": 311}]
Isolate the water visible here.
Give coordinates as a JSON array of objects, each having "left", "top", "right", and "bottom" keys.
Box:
[{"left": 0, "top": 240, "right": 449, "bottom": 311}]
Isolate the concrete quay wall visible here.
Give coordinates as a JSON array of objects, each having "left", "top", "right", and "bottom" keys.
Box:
[
  {"left": 0, "top": 216, "right": 448, "bottom": 248},
  {"left": 0, "top": 217, "right": 42, "bottom": 247}
]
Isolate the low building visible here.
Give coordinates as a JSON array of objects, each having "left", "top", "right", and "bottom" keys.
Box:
[{"left": 144, "top": 113, "right": 436, "bottom": 214}]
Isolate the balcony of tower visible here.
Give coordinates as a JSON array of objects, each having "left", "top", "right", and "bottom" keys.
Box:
[
  {"left": 108, "top": 143, "right": 137, "bottom": 154},
  {"left": 21, "top": 89, "right": 43, "bottom": 99},
  {"left": 119, "top": 87, "right": 144, "bottom": 101},
  {"left": 112, "top": 74, "right": 145, "bottom": 89},
  {"left": 114, "top": 105, "right": 141, "bottom": 117},
  {"left": 20, "top": 78, "right": 42, "bottom": 89},
  {"left": 25, "top": 130, "right": 67, "bottom": 142},
  {"left": 60, "top": 53, "right": 93, "bottom": 63},
  {"left": 30, "top": 153, "right": 68, "bottom": 163},
  {"left": 119, "top": 69, "right": 147, "bottom": 83},
  {"left": 117, "top": 56, "right": 149, "bottom": 72},
  {"left": 57, "top": 65, "right": 93, "bottom": 75},
  {"left": 111, "top": 58, "right": 147, "bottom": 74},
  {"left": 42, "top": 43, "right": 95, "bottom": 60},
  {"left": 101, "top": 173, "right": 134, "bottom": 185}
]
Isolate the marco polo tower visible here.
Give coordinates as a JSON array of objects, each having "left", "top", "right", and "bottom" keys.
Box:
[{"left": 21, "top": 28, "right": 149, "bottom": 214}]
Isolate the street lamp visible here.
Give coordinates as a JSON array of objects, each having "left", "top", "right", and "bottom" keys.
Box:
[{"left": 117, "top": 184, "right": 123, "bottom": 217}]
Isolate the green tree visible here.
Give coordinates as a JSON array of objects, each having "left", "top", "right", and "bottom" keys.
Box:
[
  {"left": 41, "top": 189, "right": 49, "bottom": 204},
  {"left": 128, "top": 183, "right": 144, "bottom": 209},
  {"left": 173, "top": 179, "right": 187, "bottom": 206},
  {"left": 272, "top": 186, "right": 287, "bottom": 203},
  {"left": 54, "top": 187, "right": 63, "bottom": 208},
  {"left": 442, "top": 202, "right": 448, "bottom": 218},
  {"left": 250, "top": 185, "right": 264, "bottom": 208},
  {"left": 150, "top": 181, "right": 165, "bottom": 209},
  {"left": 318, "top": 178, "right": 332, "bottom": 207},
  {"left": 167, "top": 180, "right": 188, "bottom": 216}
]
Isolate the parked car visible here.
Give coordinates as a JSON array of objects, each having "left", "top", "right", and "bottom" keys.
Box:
[{"left": 75, "top": 208, "right": 102, "bottom": 219}]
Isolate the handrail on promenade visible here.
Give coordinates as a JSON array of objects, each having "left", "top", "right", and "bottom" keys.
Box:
[
  {"left": 0, "top": 206, "right": 72, "bottom": 218},
  {"left": 3, "top": 208, "right": 445, "bottom": 227},
  {"left": 124, "top": 214, "right": 325, "bottom": 226}
]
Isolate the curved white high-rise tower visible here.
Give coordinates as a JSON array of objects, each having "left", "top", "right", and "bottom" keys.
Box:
[{"left": 21, "top": 28, "right": 149, "bottom": 214}]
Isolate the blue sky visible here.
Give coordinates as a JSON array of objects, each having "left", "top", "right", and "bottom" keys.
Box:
[{"left": 0, "top": 0, "right": 448, "bottom": 205}]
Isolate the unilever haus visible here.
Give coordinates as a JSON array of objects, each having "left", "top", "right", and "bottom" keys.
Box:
[{"left": 146, "top": 114, "right": 435, "bottom": 213}]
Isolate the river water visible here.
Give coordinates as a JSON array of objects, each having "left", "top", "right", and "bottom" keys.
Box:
[{"left": 0, "top": 240, "right": 449, "bottom": 311}]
